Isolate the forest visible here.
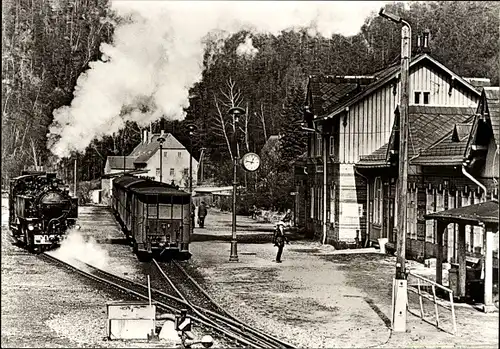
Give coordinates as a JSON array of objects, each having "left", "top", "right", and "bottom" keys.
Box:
[{"left": 2, "top": 1, "right": 499, "bottom": 208}]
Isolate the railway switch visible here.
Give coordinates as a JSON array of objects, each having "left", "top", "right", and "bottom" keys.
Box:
[{"left": 175, "top": 309, "right": 191, "bottom": 332}]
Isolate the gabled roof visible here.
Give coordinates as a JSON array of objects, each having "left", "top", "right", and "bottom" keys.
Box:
[
  {"left": 320, "top": 54, "right": 481, "bottom": 121},
  {"left": 357, "top": 106, "right": 475, "bottom": 168},
  {"left": 485, "top": 87, "right": 499, "bottom": 146},
  {"left": 406, "top": 106, "right": 475, "bottom": 159},
  {"left": 424, "top": 199, "right": 498, "bottom": 225},
  {"left": 129, "top": 133, "right": 186, "bottom": 164},
  {"left": 464, "top": 87, "right": 500, "bottom": 160},
  {"left": 306, "top": 75, "right": 375, "bottom": 118},
  {"left": 106, "top": 156, "right": 136, "bottom": 170},
  {"left": 412, "top": 119, "right": 473, "bottom": 166}
]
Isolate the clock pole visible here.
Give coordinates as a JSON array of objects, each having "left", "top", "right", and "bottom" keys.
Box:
[{"left": 228, "top": 107, "right": 245, "bottom": 262}]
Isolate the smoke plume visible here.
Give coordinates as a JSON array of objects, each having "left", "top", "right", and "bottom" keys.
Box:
[
  {"left": 48, "top": 1, "right": 385, "bottom": 157},
  {"left": 51, "top": 229, "right": 109, "bottom": 269}
]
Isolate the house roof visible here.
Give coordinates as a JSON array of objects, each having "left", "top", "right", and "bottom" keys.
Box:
[
  {"left": 424, "top": 199, "right": 499, "bottom": 225},
  {"left": 106, "top": 156, "right": 136, "bottom": 170},
  {"left": 463, "top": 77, "right": 492, "bottom": 92},
  {"left": 357, "top": 106, "right": 475, "bottom": 168},
  {"left": 306, "top": 75, "right": 375, "bottom": 117},
  {"left": 464, "top": 87, "right": 500, "bottom": 160},
  {"left": 484, "top": 87, "right": 499, "bottom": 146},
  {"left": 320, "top": 54, "right": 481, "bottom": 121},
  {"left": 406, "top": 106, "right": 475, "bottom": 159},
  {"left": 412, "top": 119, "right": 473, "bottom": 166},
  {"left": 129, "top": 133, "right": 186, "bottom": 164},
  {"left": 357, "top": 144, "right": 390, "bottom": 168}
]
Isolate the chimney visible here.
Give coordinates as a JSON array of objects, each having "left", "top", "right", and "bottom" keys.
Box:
[
  {"left": 422, "top": 29, "right": 430, "bottom": 53},
  {"left": 142, "top": 129, "right": 147, "bottom": 144},
  {"left": 160, "top": 129, "right": 165, "bottom": 137}
]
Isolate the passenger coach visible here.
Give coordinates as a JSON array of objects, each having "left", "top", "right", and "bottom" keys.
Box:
[{"left": 112, "top": 176, "right": 191, "bottom": 261}]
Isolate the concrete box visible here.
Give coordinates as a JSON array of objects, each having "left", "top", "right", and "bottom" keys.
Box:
[{"left": 107, "top": 302, "right": 156, "bottom": 340}]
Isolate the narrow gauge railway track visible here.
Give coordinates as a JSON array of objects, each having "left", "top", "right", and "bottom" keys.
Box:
[
  {"left": 39, "top": 252, "right": 292, "bottom": 348},
  {"left": 153, "top": 259, "right": 296, "bottom": 349}
]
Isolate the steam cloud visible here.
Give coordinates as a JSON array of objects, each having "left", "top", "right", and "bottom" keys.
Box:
[
  {"left": 52, "top": 229, "right": 109, "bottom": 269},
  {"left": 48, "top": 1, "right": 385, "bottom": 157}
]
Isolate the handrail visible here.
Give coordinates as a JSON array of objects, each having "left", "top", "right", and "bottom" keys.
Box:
[{"left": 408, "top": 271, "right": 453, "bottom": 293}]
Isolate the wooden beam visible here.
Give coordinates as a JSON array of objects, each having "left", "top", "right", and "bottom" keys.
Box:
[
  {"left": 457, "top": 224, "right": 467, "bottom": 299},
  {"left": 436, "top": 221, "right": 446, "bottom": 285}
]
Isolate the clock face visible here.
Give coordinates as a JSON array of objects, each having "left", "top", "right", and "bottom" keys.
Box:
[{"left": 242, "top": 152, "right": 261, "bottom": 172}]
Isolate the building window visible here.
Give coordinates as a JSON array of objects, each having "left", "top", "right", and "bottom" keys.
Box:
[
  {"left": 170, "top": 168, "right": 175, "bottom": 176},
  {"left": 156, "top": 168, "right": 160, "bottom": 176},
  {"left": 373, "top": 177, "right": 383, "bottom": 224},
  {"left": 407, "top": 187, "right": 418, "bottom": 240},
  {"left": 163, "top": 151, "right": 168, "bottom": 158},
  {"left": 310, "top": 187, "right": 315, "bottom": 219},
  {"left": 316, "top": 134, "right": 322, "bottom": 157},
  {"left": 178, "top": 152, "right": 182, "bottom": 158},
  {"left": 329, "top": 136, "right": 335, "bottom": 156},
  {"left": 423, "top": 92, "right": 430, "bottom": 105},
  {"left": 183, "top": 168, "right": 188, "bottom": 177},
  {"left": 425, "top": 188, "right": 435, "bottom": 243},
  {"left": 414, "top": 91, "right": 431, "bottom": 105}
]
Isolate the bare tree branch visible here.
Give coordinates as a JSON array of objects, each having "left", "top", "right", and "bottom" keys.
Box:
[{"left": 213, "top": 94, "right": 233, "bottom": 161}]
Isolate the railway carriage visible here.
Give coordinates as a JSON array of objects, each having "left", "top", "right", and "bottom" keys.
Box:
[
  {"left": 112, "top": 176, "right": 192, "bottom": 261},
  {"left": 9, "top": 171, "right": 78, "bottom": 252}
]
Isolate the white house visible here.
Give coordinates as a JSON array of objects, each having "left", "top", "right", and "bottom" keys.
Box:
[{"left": 129, "top": 130, "right": 199, "bottom": 189}]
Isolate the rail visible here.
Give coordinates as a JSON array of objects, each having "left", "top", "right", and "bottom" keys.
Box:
[
  {"left": 154, "top": 259, "right": 296, "bottom": 349},
  {"left": 39, "top": 252, "right": 281, "bottom": 348},
  {"left": 407, "top": 271, "right": 457, "bottom": 335}
]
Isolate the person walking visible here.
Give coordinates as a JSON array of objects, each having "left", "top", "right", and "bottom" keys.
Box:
[
  {"left": 273, "top": 221, "right": 288, "bottom": 263},
  {"left": 198, "top": 201, "right": 208, "bottom": 228}
]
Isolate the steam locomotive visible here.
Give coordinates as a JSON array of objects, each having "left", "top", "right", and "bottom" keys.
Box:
[{"left": 9, "top": 171, "right": 78, "bottom": 252}]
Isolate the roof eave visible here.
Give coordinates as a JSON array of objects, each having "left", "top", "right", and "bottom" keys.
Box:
[{"left": 319, "top": 54, "right": 481, "bottom": 121}]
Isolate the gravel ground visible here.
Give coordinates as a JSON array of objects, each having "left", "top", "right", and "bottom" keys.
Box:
[
  {"left": 2, "top": 201, "right": 498, "bottom": 348},
  {"left": 185, "top": 209, "right": 498, "bottom": 348}
]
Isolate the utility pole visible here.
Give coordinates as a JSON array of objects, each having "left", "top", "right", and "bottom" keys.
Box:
[{"left": 379, "top": 8, "right": 411, "bottom": 332}]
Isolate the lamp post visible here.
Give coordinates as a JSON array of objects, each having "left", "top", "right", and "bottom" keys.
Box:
[
  {"left": 300, "top": 123, "right": 329, "bottom": 245},
  {"left": 379, "top": 7, "right": 411, "bottom": 332},
  {"left": 187, "top": 124, "right": 197, "bottom": 193},
  {"left": 228, "top": 106, "right": 245, "bottom": 262},
  {"left": 158, "top": 136, "right": 166, "bottom": 183}
]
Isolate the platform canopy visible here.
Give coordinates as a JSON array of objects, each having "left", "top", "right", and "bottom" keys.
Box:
[{"left": 424, "top": 199, "right": 499, "bottom": 226}]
